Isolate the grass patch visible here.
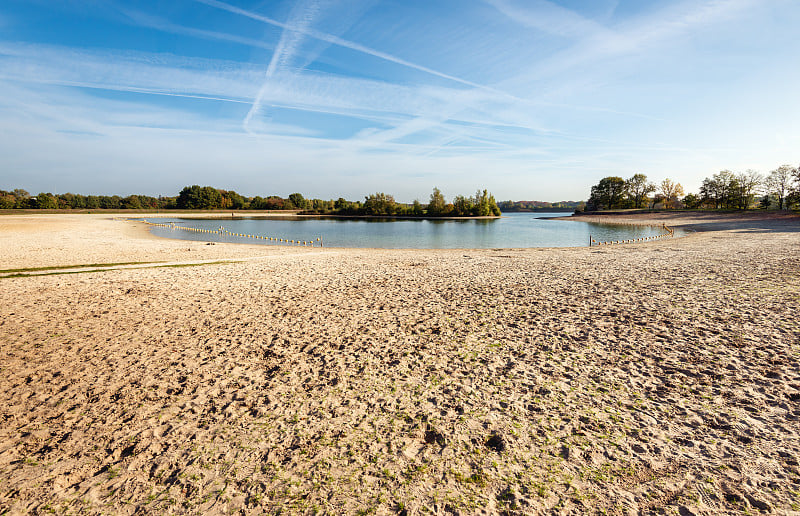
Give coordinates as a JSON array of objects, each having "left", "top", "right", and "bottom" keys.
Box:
[
  {"left": 152, "top": 261, "right": 237, "bottom": 269},
  {"left": 0, "top": 261, "right": 240, "bottom": 279},
  {"left": 0, "top": 261, "right": 159, "bottom": 273}
]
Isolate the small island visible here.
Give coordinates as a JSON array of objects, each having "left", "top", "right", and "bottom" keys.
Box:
[{"left": 299, "top": 188, "right": 501, "bottom": 218}]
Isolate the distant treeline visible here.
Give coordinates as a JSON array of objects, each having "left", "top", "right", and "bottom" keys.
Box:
[
  {"left": 0, "top": 189, "right": 173, "bottom": 210},
  {"left": 317, "top": 188, "right": 501, "bottom": 217},
  {"left": 585, "top": 163, "right": 800, "bottom": 211},
  {"left": 497, "top": 200, "right": 583, "bottom": 212},
  {"left": 0, "top": 185, "right": 502, "bottom": 217}
]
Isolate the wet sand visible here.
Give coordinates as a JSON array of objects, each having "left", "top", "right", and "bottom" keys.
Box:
[{"left": 1, "top": 211, "right": 799, "bottom": 514}]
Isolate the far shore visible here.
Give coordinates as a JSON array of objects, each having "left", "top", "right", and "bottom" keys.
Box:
[{"left": 1, "top": 210, "right": 799, "bottom": 514}]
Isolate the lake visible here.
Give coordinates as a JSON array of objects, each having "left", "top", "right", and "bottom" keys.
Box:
[{"left": 142, "top": 212, "right": 681, "bottom": 249}]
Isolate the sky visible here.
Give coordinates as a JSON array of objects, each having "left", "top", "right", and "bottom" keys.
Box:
[{"left": 1, "top": 0, "right": 798, "bottom": 202}]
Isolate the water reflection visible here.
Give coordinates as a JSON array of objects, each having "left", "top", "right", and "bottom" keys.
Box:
[{"left": 144, "top": 212, "right": 680, "bottom": 249}]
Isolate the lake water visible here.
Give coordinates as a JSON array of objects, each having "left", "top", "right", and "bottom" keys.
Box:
[{"left": 142, "top": 212, "right": 681, "bottom": 249}]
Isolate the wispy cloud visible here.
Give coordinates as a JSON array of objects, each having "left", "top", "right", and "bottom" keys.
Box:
[
  {"left": 1, "top": 0, "right": 797, "bottom": 200},
  {"left": 495, "top": 0, "right": 758, "bottom": 90},
  {"left": 194, "top": 0, "right": 502, "bottom": 93},
  {"left": 244, "top": 0, "right": 322, "bottom": 133},
  {"left": 116, "top": 7, "right": 278, "bottom": 52},
  {"left": 0, "top": 41, "right": 263, "bottom": 102},
  {"left": 483, "top": 0, "right": 617, "bottom": 39},
  {"left": 0, "top": 40, "right": 555, "bottom": 144}
]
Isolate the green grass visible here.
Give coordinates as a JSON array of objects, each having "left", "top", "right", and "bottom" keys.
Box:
[
  {"left": 0, "top": 261, "right": 158, "bottom": 273},
  {"left": 0, "top": 261, "right": 239, "bottom": 279}
]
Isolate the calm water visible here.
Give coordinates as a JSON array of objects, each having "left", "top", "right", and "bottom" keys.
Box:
[{"left": 142, "top": 212, "right": 681, "bottom": 249}]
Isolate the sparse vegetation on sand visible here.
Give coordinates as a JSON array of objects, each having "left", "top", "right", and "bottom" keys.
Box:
[{"left": 0, "top": 212, "right": 798, "bottom": 514}]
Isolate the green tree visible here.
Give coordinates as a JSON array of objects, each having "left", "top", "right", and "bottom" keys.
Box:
[
  {"left": 363, "top": 192, "right": 396, "bottom": 215},
  {"left": 452, "top": 195, "right": 473, "bottom": 216},
  {"left": 176, "top": 185, "right": 222, "bottom": 209},
  {"left": 625, "top": 174, "right": 655, "bottom": 209},
  {"left": 700, "top": 170, "right": 736, "bottom": 209},
  {"left": 221, "top": 190, "right": 247, "bottom": 209},
  {"left": 0, "top": 192, "right": 15, "bottom": 209},
  {"left": 288, "top": 193, "right": 307, "bottom": 210},
  {"left": 35, "top": 192, "right": 58, "bottom": 209},
  {"left": 588, "top": 176, "right": 626, "bottom": 210},
  {"left": 682, "top": 193, "right": 701, "bottom": 209},
  {"left": 428, "top": 187, "right": 446, "bottom": 215},
  {"left": 123, "top": 195, "right": 142, "bottom": 209}
]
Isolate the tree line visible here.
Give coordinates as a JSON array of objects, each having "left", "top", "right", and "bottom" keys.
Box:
[
  {"left": 307, "top": 188, "right": 501, "bottom": 217},
  {"left": 585, "top": 163, "right": 800, "bottom": 211},
  {"left": 0, "top": 185, "right": 501, "bottom": 217},
  {"left": 497, "top": 200, "right": 582, "bottom": 212}
]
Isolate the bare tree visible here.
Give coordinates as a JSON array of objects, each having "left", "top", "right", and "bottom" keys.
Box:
[
  {"left": 765, "top": 165, "right": 795, "bottom": 210},
  {"left": 659, "top": 179, "right": 684, "bottom": 209},
  {"left": 734, "top": 170, "right": 763, "bottom": 209}
]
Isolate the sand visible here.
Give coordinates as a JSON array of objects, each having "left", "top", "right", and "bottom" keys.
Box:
[{"left": 0, "top": 211, "right": 798, "bottom": 515}]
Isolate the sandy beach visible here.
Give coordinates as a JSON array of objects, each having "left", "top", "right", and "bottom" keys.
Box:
[{"left": 1, "top": 211, "right": 799, "bottom": 515}]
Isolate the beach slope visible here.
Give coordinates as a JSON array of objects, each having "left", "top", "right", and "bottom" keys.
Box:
[{"left": 0, "top": 212, "right": 798, "bottom": 514}]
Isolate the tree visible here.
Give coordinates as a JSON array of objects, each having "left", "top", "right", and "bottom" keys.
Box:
[
  {"left": 0, "top": 191, "right": 16, "bottom": 209},
  {"left": 659, "top": 179, "right": 684, "bottom": 209},
  {"left": 451, "top": 195, "right": 473, "bottom": 216},
  {"left": 682, "top": 193, "right": 702, "bottom": 209},
  {"left": 412, "top": 199, "right": 423, "bottom": 216},
  {"left": 488, "top": 193, "right": 501, "bottom": 216},
  {"left": 626, "top": 173, "right": 655, "bottom": 209},
  {"left": 428, "top": 187, "right": 446, "bottom": 215},
  {"left": 587, "top": 176, "right": 626, "bottom": 210},
  {"left": 85, "top": 195, "right": 100, "bottom": 209},
  {"left": 765, "top": 165, "right": 795, "bottom": 210},
  {"left": 472, "top": 189, "right": 498, "bottom": 216},
  {"left": 287, "top": 193, "right": 307, "bottom": 210},
  {"left": 221, "top": 190, "right": 247, "bottom": 210},
  {"left": 33, "top": 192, "right": 58, "bottom": 209},
  {"left": 123, "top": 195, "right": 142, "bottom": 209},
  {"left": 700, "top": 170, "right": 736, "bottom": 209},
  {"left": 362, "top": 193, "right": 396, "bottom": 215},
  {"left": 733, "top": 170, "right": 762, "bottom": 210},
  {"left": 176, "top": 185, "right": 223, "bottom": 209}
]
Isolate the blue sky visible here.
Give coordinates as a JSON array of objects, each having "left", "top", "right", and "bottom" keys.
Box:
[{"left": 1, "top": 0, "right": 798, "bottom": 202}]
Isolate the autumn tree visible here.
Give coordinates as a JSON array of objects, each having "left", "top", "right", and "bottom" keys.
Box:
[{"left": 659, "top": 179, "right": 684, "bottom": 209}]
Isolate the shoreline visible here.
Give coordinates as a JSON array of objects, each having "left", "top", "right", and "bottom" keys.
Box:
[
  {"left": 128, "top": 212, "right": 689, "bottom": 251},
  {"left": 1, "top": 211, "right": 799, "bottom": 514}
]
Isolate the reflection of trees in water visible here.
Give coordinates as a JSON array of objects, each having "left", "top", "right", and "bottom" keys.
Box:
[{"left": 425, "top": 218, "right": 498, "bottom": 225}]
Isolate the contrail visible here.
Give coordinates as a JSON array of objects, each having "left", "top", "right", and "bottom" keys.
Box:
[
  {"left": 194, "top": 0, "right": 506, "bottom": 95},
  {"left": 243, "top": 0, "right": 320, "bottom": 133}
]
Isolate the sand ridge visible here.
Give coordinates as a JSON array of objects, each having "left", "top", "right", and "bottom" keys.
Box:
[{"left": 0, "top": 212, "right": 799, "bottom": 514}]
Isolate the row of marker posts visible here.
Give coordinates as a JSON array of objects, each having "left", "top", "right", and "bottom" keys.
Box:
[
  {"left": 138, "top": 220, "right": 323, "bottom": 247},
  {"left": 589, "top": 223, "right": 674, "bottom": 247}
]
